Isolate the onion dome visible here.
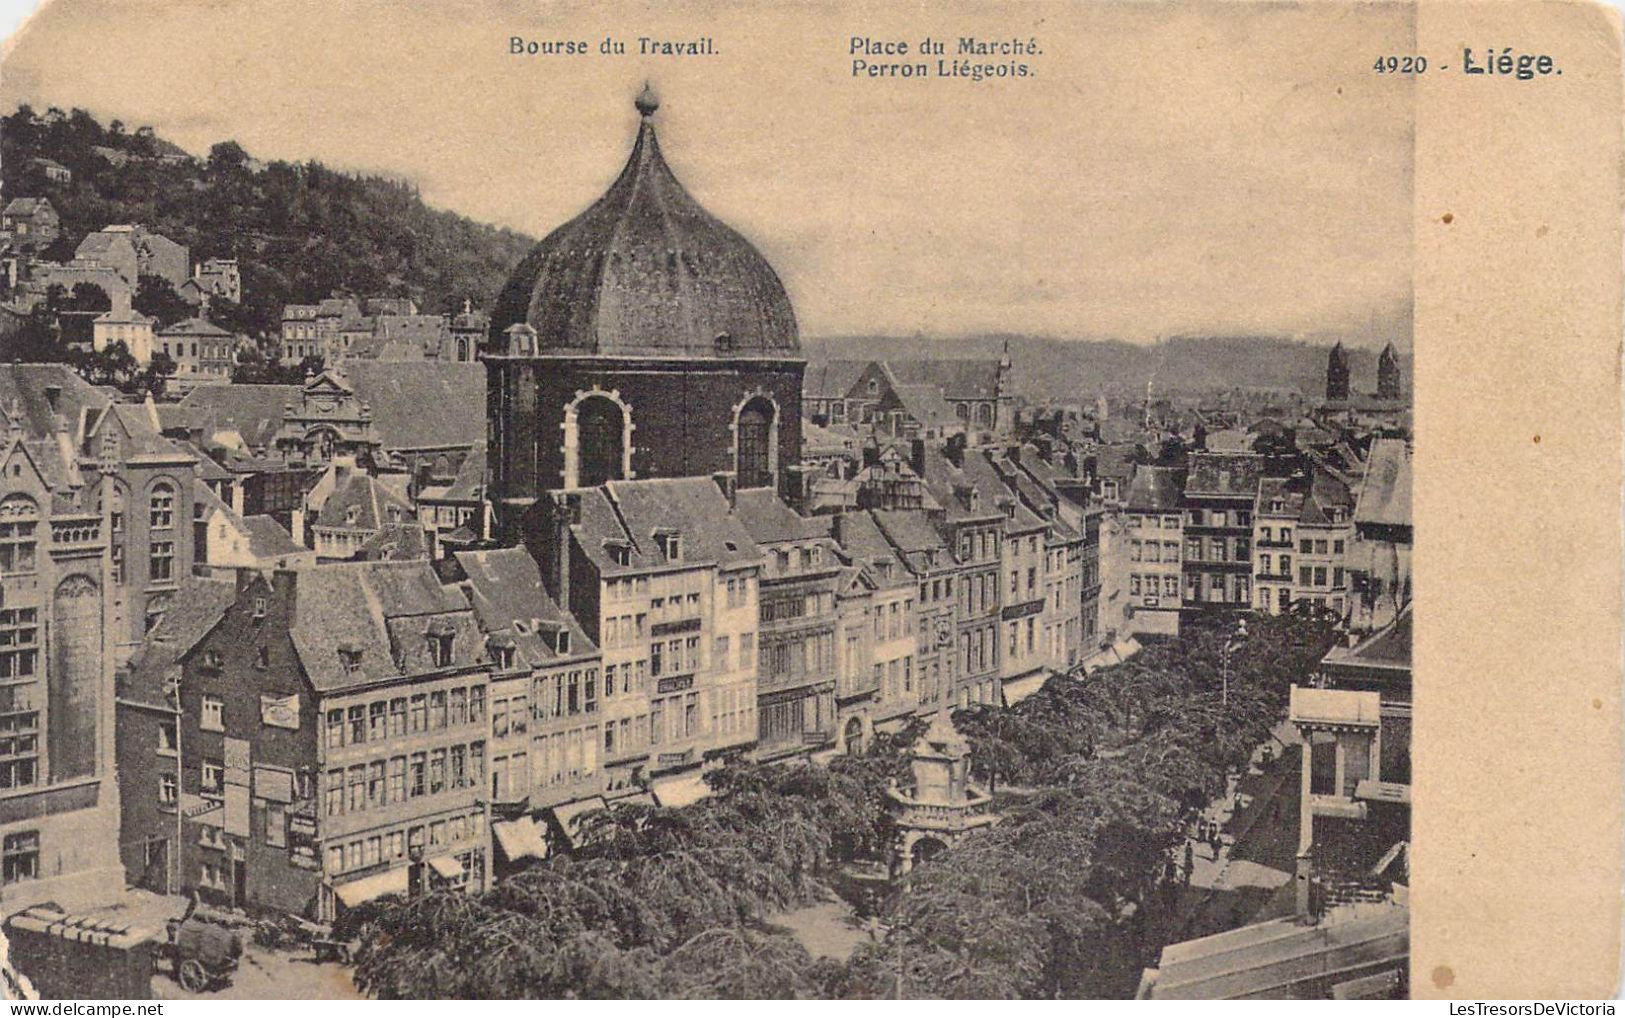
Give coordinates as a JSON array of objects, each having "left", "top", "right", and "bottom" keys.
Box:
[{"left": 491, "top": 86, "right": 799, "bottom": 358}]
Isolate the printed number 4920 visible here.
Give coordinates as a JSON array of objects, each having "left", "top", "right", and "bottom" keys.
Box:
[{"left": 1373, "top": 55, "right": 1427, "bottom": 73}]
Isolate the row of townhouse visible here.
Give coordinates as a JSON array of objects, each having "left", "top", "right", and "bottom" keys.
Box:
[
  {"left": 110, "top": 435, "right": 1104, "bottom": 922},
  {"left": 1108, "top": 440, "right": 1412, "bottom": 639}
]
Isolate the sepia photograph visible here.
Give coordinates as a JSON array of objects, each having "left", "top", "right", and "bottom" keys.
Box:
[{"left": 0, "top": 0, "right": 1614, "bottom": 1002}]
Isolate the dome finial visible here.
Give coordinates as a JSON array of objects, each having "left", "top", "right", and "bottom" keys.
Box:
[{"left": 634, "top": 81, "right": 660, "bottom": 118}]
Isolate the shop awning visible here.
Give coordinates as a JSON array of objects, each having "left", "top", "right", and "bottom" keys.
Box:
[
  {"left": 650, "top": 772, "right": 713, "bottom": 810},
  {"left": 429, "top": 855, "right": 464, "bottom": 880},
  {"left": 492, "top": 816, "right": 549, "bottom": 863},
  {"left": 1002, "top": 673, "right": 1048, "bottom": 706},
  {"left": 550, "top": 796, "right": 607, "bottom": 847},
  {"left": 333, "top": 866, "right": 409, "bottom": 908}
]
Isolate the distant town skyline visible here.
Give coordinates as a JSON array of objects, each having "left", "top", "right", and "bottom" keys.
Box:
[{"left": 2, "top": 0, "right": 1415, "bottom": 348}]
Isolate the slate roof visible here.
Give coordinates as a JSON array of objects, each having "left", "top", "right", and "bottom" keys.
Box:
[
  {"left": 1322, "top": 604, "right": 1412, "bottom": 674},
  {"left": 733, "top": 488, "right": 820, "bottom": 545},
  {"left": 491, "top": 98, "right": 799, "bottom": 358},
  {"left": 891, "top": 383, "right": 961, "bottom": 430},
  {"left": 342, "top": 361, "right": 484, "bottom": 450},
  {"left": 243, "top": 514, "right": 306, "bottom": 558},
  {"left": 571, "top": 476, "right": 761, "bottom": 576},
  {"left": 1299, "top": 469, "right": 1354, "bottom": 527},
  {"left": 290, "top": 560, "right": 483, "bottom": 693},
  {"left": 357, "top": 521, "right": 429, "bottom": 561},
  {"left": 453, "top": 547, "right": 597, "bottom": 667},
  {"left": 1123, "top": 465, "right": 1185, "bottom": 513},
  {"left": 1185, "top": 452, "right": 1265, "bottom": 499},
  {"left": 871, "top": 508, "right": 951, "bottom": 575},
  {"left": 157, "top": 316, "right": 232, "bottom": 338},
  {"left": 177, "top": 383, "right": 299, "bottom": 450},
  {"left": 1353, "top": 439, "right": 1411, "bottom": 529},
  {"left": 803, "top": 360, "right": 870, "bottom": 401},
  {"left": 828, "top": 511, "right": 912, "bottom": 589},
  {"left": 1255, "top": 477, "right": 1305, "bottom": 519},
  {"left": 884, "top": 360, "right": 1002, "bottom": 401},
  {"left": 126, "top": 577, "right": 236, "bottom": 679},
  {"left": 318, "top": 471, "right": 416, "bottom": 533},
  {"left": 0, "top": 364, "right": 110, "bottom": 442}
]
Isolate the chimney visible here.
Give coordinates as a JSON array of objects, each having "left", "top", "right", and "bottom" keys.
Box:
[
  {"left": 862, "top": 442, "right": 881, "bottom": 469},
  {"left": 946, "top": 433, "right": 967, "bottom": 469},
  {"left": 712, "top": 471, "right": 737, "bottom": 509},
  {"left": 909, "top": 438, "right": 927, "bottom": 478},
  {"left": 540, "top": 490, "right": 577, "bottom": 609}
]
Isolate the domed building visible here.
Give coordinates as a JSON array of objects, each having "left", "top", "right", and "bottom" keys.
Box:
[{"left": 485, "top": 86, "right": 805, "bottom": 523}]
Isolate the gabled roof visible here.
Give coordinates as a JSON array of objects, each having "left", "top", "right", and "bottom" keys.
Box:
[
  {"left": 1124, "top": 465, "right": 1184, "bottom": 513},
  {"left": 1322, "top": 603, "right": 1412, "bottom": 674},
  {"left": 828, "top": 511, "right": 912, "bottom": 589},
  {"left": 1185, "top": 452, "right": 1265, "bottom": 499},
  {"left": 318, "top": 471, "right": 416, "bottom": 533},
  {"left": 157, "top": 316, "right": 232, "bottom": 338},
  {"left": 0, "top": 364, "right": 110, "bottom": 442},
  {"left": 243, "top": 515, "right": 306, "bottom": 558},
  {"left": 1353, "top": 439, "right": 1411, "bottom": 529},
  {"left": 126, "top": 578, "right": 237, "bottom": 678},
  {"left": 290, "top": 560, "right": 483, "bottom": 693},
  {"left": 884, "top": 360, "right": 1002, "bottom": 401},
  {"left": 453, "top": 547, "right": 597, "bottom": 666},
  {"left": 341, "top": 361, "right": 484, "bottom": 450},
  {"left": 890, "top": 383, "right": 960, "bottom": 430},
  {"left": 872, "top": 508, "right": 949, "bottom": 559},
  {"left": 733, "top": 488, "right": 819, "bottom": 545},
  {"left": 571, "top": 476, "right": 761, "bottom": 575},
  {"left": 803, "top": 360, "right": 871, "bottom": 400},
  {"left": 177, "top": 383, "right": 299, "bottom": 450},
  {"left": 357, "top": 521, "right": 429, "bottom": 561}
]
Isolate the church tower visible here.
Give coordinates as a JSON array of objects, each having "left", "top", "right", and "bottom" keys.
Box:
[
  {"left": 484, "top": 86, "right": 805, "bottom": 529},
  {"left": 1377, "top": 342, "right": 1402, "bottom": 400},
  {"left": 1326, "top": 341, "right": 1351, "bottom": 401}
]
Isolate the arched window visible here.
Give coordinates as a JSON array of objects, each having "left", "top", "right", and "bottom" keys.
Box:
[
  {"left": 736, "top": 397, "right": 775, "bottom": 490},
  {"left": 456, "top": 338, "right": 469, "bottom": 361},
  {"left": 0, "top": 496, "right": 39, "bottom": 575},
  {"left": 148, "top": 481, "right": 175, "bottom": 530},
  {"left": 974, "top": 403, "right": 994, "bottom": 427},
  {"left": 576, "top": 396, "right": 626, "bottom": 488}
]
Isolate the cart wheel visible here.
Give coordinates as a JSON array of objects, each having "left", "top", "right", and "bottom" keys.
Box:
[{"left": 178, "top": 958, "right": 209, "bottom": 993}]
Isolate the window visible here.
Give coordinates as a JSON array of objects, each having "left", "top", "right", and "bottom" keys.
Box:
[
  {"left": 348, "top": 705, "right": 365, "bottom": 745},
  {"left": 201, "top": 695, "right": 224, "bottom": 732},
  {"left": 1333, "top": 539, "right": 1345, "bottom": 555},
  {"left": 390, "top": 697, "right": 407, "bottom": 736},
  {"left": 150, "top": 541, "right": 174, "bottom": 582},
  {"left": 159, "top": 772, "right": 177, "bottom": 805},
  {"left": 0, "top": 497, "right": 38, "bottom": 574},
  {"left": 202, "top": 759, "right": 224, "bottom": 795},
  {"left": 158, "top": 720, "right": 177, "bottom": 754},
  {"left": 388, "top": 757, "right": 406, "bottom": 803},
  {"left": 428, "top": 633, "right": 454, "bottom": 668},
  {"left": 149, "top": 482, "right": 175, "bottom": 529},
  {"left": 2, "top": 831, "right": 39, "bottom": 885},
  {"left": 369, "top": 701, "right": 387, "bottom": 742},
  {"left": 1299, "top": 538, "right": 1312, "bottom": 554},
  {"left": 325, "top": 770, "right": 344, "bottom": 816},
  {"left": 0, "top": 609, "right": 39, "bottom": 680}
]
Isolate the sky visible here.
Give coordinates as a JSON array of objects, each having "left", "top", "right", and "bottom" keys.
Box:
[{"left": 1, "top": 0, "right": 1415, "bottom": 348}]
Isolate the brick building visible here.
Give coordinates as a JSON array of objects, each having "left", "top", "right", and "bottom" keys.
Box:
[{"left": 117, "top": 562, "right": 494, "bottom": 920}]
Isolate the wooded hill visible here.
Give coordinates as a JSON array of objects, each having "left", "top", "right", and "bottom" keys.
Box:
[{"left": 1, "top": 105, "right": 536, "bottom": 339}]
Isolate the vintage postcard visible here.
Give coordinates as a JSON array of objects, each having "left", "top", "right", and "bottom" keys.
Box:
[{"left": 0, "top": 0, "right": 1616, "bottom": 1002}]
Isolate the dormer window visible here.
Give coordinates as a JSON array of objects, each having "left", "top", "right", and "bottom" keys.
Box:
[
  {"left": 426, "top": 619, "right": 456, "bottom": 667},
  {"left": 339, "top": 645, "right": 363, "bottom": 673},
  {"left": 252, "top": 596, "right": 268, "bottom": 619},
  {"left": 345, "top": 505, "right": 360, "bottom": 525},
  {"left": 603, "top": 539, "right": 631, "bottom": 567},
  {"left": 654, "top": 530, "right": 682, "bottom": 562},
  {"left": 1270, "top": 499, "right": 1285, "bottom": 512}
]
